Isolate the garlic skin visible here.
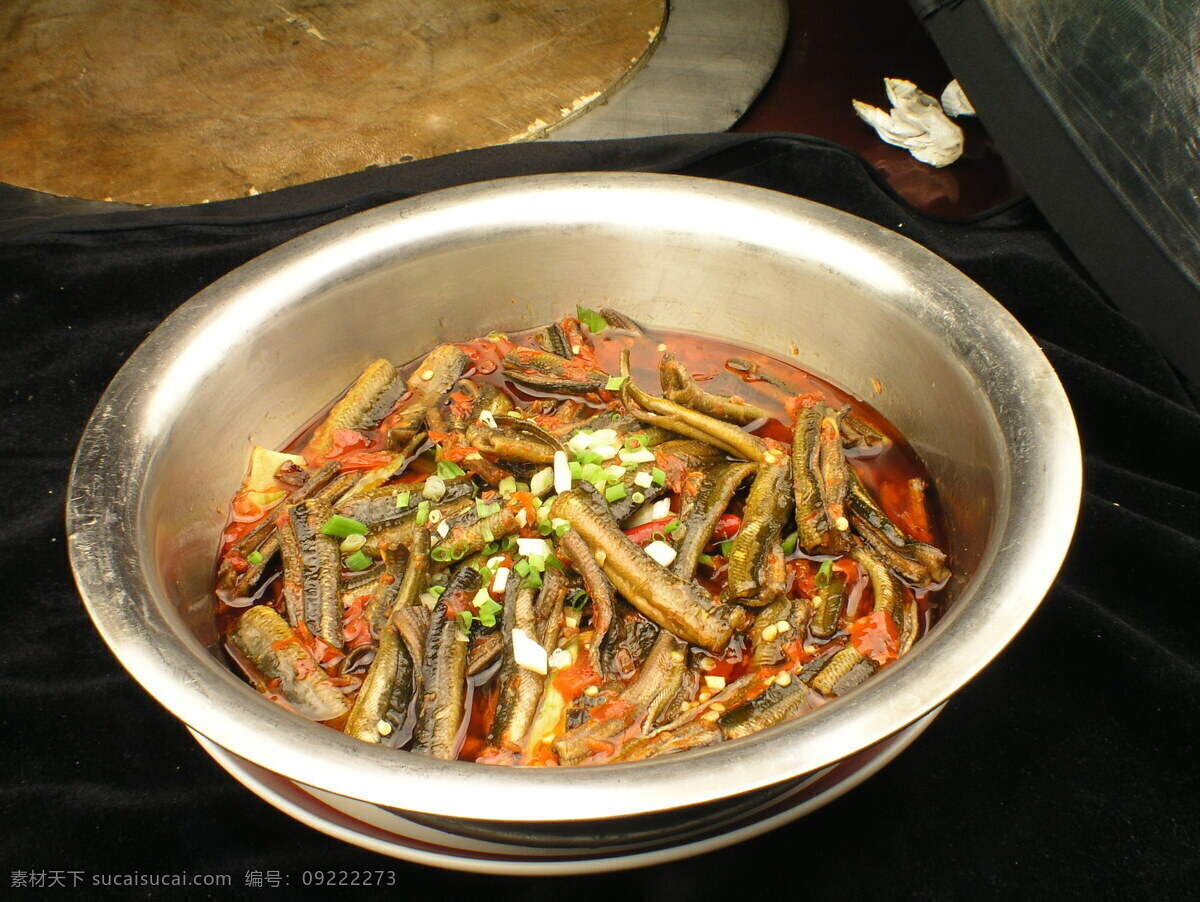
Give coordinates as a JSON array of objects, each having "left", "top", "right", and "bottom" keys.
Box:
[
  {"left": 941, "top": 79, "right": 976, "bottom": 118},
  {"left": 853, "top": 78, "right": 964, "bottom": 168}
]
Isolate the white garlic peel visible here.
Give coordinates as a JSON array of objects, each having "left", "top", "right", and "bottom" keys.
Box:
[{"left": 852, "top": 78, "right": 964, "bottom": 168}]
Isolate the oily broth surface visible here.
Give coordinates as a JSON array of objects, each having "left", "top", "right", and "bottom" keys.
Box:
[{"left": 214, "top": 320, "right": 948, "bottom": 764}]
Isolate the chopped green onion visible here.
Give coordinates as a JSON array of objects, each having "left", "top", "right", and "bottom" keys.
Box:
[
  {"left": 605, "top": 483, "right": 627, "bottom": 502},
  {"left": 415, "top": 500, "right": 430, "bottom": 525},
  {"left": 554, "top": 523, "right": 571, "bottom": 537},
  {"left": 481, "top": 523, "right": 496, "bottom": 544},
  {"left": 482, "top": 542, "right": 499, "bottom": 557},
  {"left": 663, "top": 519, "right": 680, "bottom": 534},
  {"left": 781, "top": 531, "right": 799, "bottom": 555},
  {"left": 498, "top": 476, "right": 518, "bottom": 496},
  {"left": 514, "top": 558, "right": 531, "bottom": 577},
  {"left": 451, "top": 543, "right": 469, "bottom": 560},
  {"left": 394, "top": 490, "right": 411, "bottom": 508},
  {"left": 576, "top": 305, "right": 608, "bottom": 334},
  {"left": 437, "top": 459, "right": 466, "bottom": 479},
  {"left": 340, "top": 533, "right": 366, "bottom": 554},
  {"left": 476, "top": 566, "right": 493, "bottom": 584},
  {"left": 566, "top": 588, "right": 589, "bottom": 608},
  {"left": 456, "top": 610, "right": 474, "bottom": 633},
  {"left": 605, "top": 375, "right": 626, "bottom": 391},
  {"left": 522, "top": 570, "right": 543, "bottom": 589},
  {"left": 578, "top": 449, "right": 604, "bottom": 466},
  {"left": 632, "top": 491, "right": 645, "bottom": 505},
  {"left": 568, "top": 460, "right": 583, "bottom": 480},
  {"left": 502, "top": 534, "right": 518, "bottom": 551},
  {"left": 651, "top": 467, "right": 666, "bottom": 486},
  {"left": 697, "top": 553, "right": 715, "bottom": 568},
  {"left": 719, "top": 540, "right": 734, "bottom": 557},
  {"left": 431, "top": 546, "right": 453, "bottom": 562},
  {"left": 429, "top": 585, "right": 446, "bottom": 597},
  {"left": 422, "top": 475, "right": 447, "bottom": 502},
  {"left": 321, "top": 514, "right": 369, "bottom": 538},
  {"left": 544, "top": 553, "right": 564, "bottom": 571},
  {"left": 527, "top": 554, "right": 546, "bottom": 572},
  {"left": 624, "top": 432, "right": 649, "bottom": 450},
  {"left": 537, "top": 521, "right": 553, "bottom": 536},
  {"left": 816, "top": 560, "right": 833, "bottom": 586},
  {"left": 477, "top": 598, "right": 503, "bottom": 628},
  {"left": 246, "top": 551, "right": 263, "bottom": 566},
  {"left": 580, "top": 462, "right": 603, "bottom": 482},
  {"left": 476, "top": 499, "right": 501, "bottom": 519},
  {"left": 344, "top": 550, "right": 373, "bottom": 571}
]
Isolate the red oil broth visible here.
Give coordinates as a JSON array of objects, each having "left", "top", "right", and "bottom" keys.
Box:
[{"left": 214, "top": 319, "right": 949, "bottom": 761}]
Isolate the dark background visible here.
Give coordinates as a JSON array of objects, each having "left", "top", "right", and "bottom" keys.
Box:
[{"left": 3, "top": 132, "right": 1199, "bottom": 899}]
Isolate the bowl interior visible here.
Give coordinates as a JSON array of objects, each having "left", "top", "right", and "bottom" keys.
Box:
[{"left": 70, "top": 174, "right": 1080, "bottom": 820}]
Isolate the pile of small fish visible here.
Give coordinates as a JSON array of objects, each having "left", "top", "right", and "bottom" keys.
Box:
[{"left": 216, "top": 309, "right": 950, "bottom": 765}]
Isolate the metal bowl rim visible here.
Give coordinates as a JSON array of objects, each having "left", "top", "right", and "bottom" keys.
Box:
[{"left": 66, "top": 171, "right": 1082, "bottom": 821}]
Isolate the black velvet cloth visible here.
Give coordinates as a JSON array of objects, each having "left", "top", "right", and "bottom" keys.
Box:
[{"left": 3, "top": 135, "right": 1197, "bottom": 899}]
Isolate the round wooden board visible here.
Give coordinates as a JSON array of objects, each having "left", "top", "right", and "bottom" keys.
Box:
[{"left": 0, "top": 0, "right": 666, "bottom": 205}]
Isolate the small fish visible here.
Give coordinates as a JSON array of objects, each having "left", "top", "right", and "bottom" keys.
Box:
[{"left": 229, "top": 606, "right": 349, "bottom": 721}]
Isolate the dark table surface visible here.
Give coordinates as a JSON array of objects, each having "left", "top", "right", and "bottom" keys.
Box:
[
  {"left": 4, "top": 130, "right": 1198, "bottom": 899},
  {"left": 735, "top": 0, "right": 1021, "bottom": 216}
]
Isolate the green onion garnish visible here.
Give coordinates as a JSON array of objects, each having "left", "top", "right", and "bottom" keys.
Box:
[
  {"left": 429, "top": 585, "right": 446, "bottom": 597},
  {"left": 476, "top": 499, "right": 501, "bottom": 519},
  {"left": 544, "top": 553, "right": 564, "bottom": 571},
  {"left": 246, "top": 551, "right": 263, "bottom": 565},
  {"left": 624, "top": 432, "right": 648, "bottom": 450},
  {"left": 781, "top": 532, "right": 799, "bottom": 555},
  {"left": 604, "top": 375, "right": 626, "bottom": 391},
  {"left": 498, "top": 476, "right": 517, "bottom": 496},
  {"left": 816, "top": 560, "right": 833, "bottom": 586},
  {"left": 522, "top": 570, "right": 543, "bottom": 589},
  {"left": 569, "top": 461, "right": 583, "bottom": 480},
  {"left": 481, "top": 523, "right": 496, "bottom": 544},
  {"left": 663, "top": 519, "right": 680, "bottom": 533},
  {"left": 437, "top": 459, "right": 466, "bottom": 479},
  {"left": 576, "top": 305, "right": 608, "bottom": 334},
  {"left": 502, "top": 534, "right": 518, "bottom": 551},
  {"left": 477, "top": 598, "right": 503, "bottom": 628},
  {"left": 416, "top": 500, "right": 430, "bottom": 526},
  {"left": 651, "top": 467, "right": 666, "bottom": 486},
  {"left": 394, "top": 490, "right": 411, "bottom": 508},
  {"left": 632, "top": 491, "right": 645, "bottom": 505},
  {"left": 344, "top": 550, "right": 373, "bottom": 571},
  {"left": 537, "top": 521, "right": 553, "bottom": 536},
  {"left": 451, "top": 543, "right": 469, "bottom": 560},
  {"left": 482, "top": 542, "right": 499, "bottom": 557},
  {"left": 321, "top": 514, "right": 369, "bottom": 538},
  {"left": 431, "top": 546, "right": 453, "bottom": 562},
  {"left": 566, "top": 588, "right": 589, "bottom": 608},
  {"left": 697, "top": 553, "right": 715, "bottom": 568},
  {"left": 514, "top": 559, "right": 531, "bottom": 577},
  {"left": 554, "top": 523, "right": 571, "bottom": 537},
  {"left": 456, "top": 610, "right": 474, "bottom": 633},
  {"left": 477, "top": 565, "right": 493, "bottom": 584},
  {"left": 605, "top": 483, "right": 627, "bottom": 502},
  {"left": 719, "top": 540, "right": 734, "bottom": 557}
]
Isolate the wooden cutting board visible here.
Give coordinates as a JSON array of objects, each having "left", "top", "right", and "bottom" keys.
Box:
[{"left": 0, "top": 0, "right": 666, "bottom": 205}]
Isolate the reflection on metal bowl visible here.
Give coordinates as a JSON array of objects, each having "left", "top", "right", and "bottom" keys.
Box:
[{"left": 67, "top": 173, "right": 1081, "bottom": 869}]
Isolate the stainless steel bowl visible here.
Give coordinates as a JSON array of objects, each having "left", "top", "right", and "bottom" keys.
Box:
[{"left": 67, "top": 173, "right": 1081, "bottom": 869}]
